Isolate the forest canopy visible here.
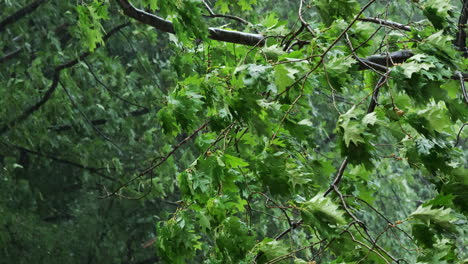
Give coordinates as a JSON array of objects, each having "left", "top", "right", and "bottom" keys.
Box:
[{"left": 0, "top": 0, "right": 467, "bottom": 263}]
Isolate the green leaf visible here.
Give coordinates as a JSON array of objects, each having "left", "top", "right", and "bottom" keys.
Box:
[
  {"left": 410, "top": 205, "right": 456, "bottom": 230},
  {"left": 412, "top": 224, "right": 436, "bottom": 248},
  {"left": 326, "top": 56, "right": 357, "bottom": 75},
  {"left": 222, "top": 154, "right": 249, "bottom": 168},
  {"left": 258, "top": 239, "right": 289, "bottom": 262},
  {"left": 422, "top": 0, "right": 454, "bottom": 29},
  {"left": 143, "top": 0, "right": 159, "bottom": 10},
  {"left": 274, "top": 64, "right": 298, "bottom": 91},
  {"left": 362, "top": 112, "right": 378, "bottom": 126},
  {"left": 198, "top": 212, "right": 211, "bottom": 231},
  {"left": 401, "top": 61, "right": 435, "bottom": 78},
  {"left": 261, "top": 13, "right": 279, "bottom": 28},
  {"left": 300, "top": 193, "right": 346, "bottom": 226},
  {"left": 238, "top": 0, "right": 256, "bottom": 11},
  {"left": 341, "top": 122, "right": 365, "bottom": 147},
  {"left": 314, "top": 0, "right": 360, "bottom": 26},
  {"left": 76, "top": 1, "right": 109, "bottom": 51}
]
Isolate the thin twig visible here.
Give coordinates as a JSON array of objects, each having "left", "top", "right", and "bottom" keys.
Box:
[
  {"left": 344, "top": 230, "right": 390, "bottom": 263},
  {"left": 202, "top": 0, "right": 249, "bottom": 25},
  {"left": 298, "top": 0, "right": 316, "bottom": 37},
  {"left": 345, "top": 32, "right": 388, "bottom": 77},
  {"left": 320, "top": 0, "right": 377, "bottom": 58},
  {"left": 358, "top": 17, "right": 411, "bottom": 31},
  {"left": 1, "top": 141, "right": 117, "bottom": 181},
  {"left": 83, "top": 59, "right": 147, "bottom": 108},
  {"left": 266, "top": 239, "right": 326, "bottom": 264},
  {"left": 456, "top": 71, "right": 468, "bottom": 104},
  {"left": 102, "top": 121, "right": 208, "bottom": 198},
  {"left": 324, "top": 74, "right": 388, "bottom": 196},
  {"left": 323, "top": 158, "right": 348, "bottom": 197},
  {"left": 60, "top": 80, "right": 124, "bottom": 153},
  {"left": 455, "top": 123, "right": 467, "bottom": 146}
]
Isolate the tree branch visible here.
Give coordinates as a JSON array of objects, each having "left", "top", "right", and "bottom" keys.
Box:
[
  {"left": 323, "top": 158, "right": 349, "bottom": 197},
  {"left": 59, "top": 80, "right": 123, "bottom": 153},
  {"left": 49, "top": 107, "right": 151, "bottom": 132},
  {"left": 201, "top": 0, "right": 249, "bottom": 25},
  {"left": 324, "top": 74, "right": 389, "bottom": 197},
  {"left": 102, "top": 121, "right": 208, "bottom": 198},
  {"left": 0, "top": 71, "right": 60, "bottom": 135},
  {"left": 358, "top": 50, "right": 413, "bottom": 70},
  {"left": 0, "top": 23, "right": 129, "bottom": 136},
  {"left": 82, "top": 59, "right": 147, "bottom": 109},
  {"left": 0, "top": 48, "right": 22, "bottom": 63},
  {"left": 358, "top": 17, "right": 411, "bottom": 32},
  {"left": 455, "top": 123, "right": 467, "bottom": 146},
  {"left": 298, "top": 0, "right": 316, "bottom": 37},
  {"left": 456, "top": 71, "right": 468, "bottom": 104},
  {"left": 2, "top": 142, "right": 117, "bottom": 181},
  {"left": 116, "top": 0, "right": 265, "bottom": 46},
  {"left": 358, "top": 50, "right": 468, "bottom": 80},
  {"left": 455, "top": 0, "right": 468, "bottom": 57},
  {"left": 0, "top": 0, "right": 48, "bottom": 33}
]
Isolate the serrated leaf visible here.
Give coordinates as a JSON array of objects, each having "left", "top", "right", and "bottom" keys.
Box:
[
  {"left": 261, "top": 13, "right": 279, "bottom": 28},
  {"left": 362, "top": 112, "right": 378, "bottom": 126},
  {"left": 274, "top": 64, "right": 298, "bottom": 91},
  {"left": 411, "top": 205, "right": 456, "bottom": 229},
  {"left": 300, "top": 193, "right": 346, "bottom": 225},
  {"left": 326, "top": 56, "right": 356, "bottom": 75},
  {"left": 340, "top": 105, "right": 362, "bottom": 120},
  {"left": 222, "top": 154, "right": 249, "bottom": 168},
  {"left": 262, "top": 44, "right": 285, "bottom": 57},
  {"left": 422, "top": 0, "right": 454, "bottom": 29},
  {"left": 341, "top": 122, "right": 365, "bottom": 147},
  {"left": 338, "top": 106, "right": 367, "bottom": 147},
  {"left": 417, "top": 101, "right": 451, "bottom": 133},
  {"left": 259, "top": 240, "right": 289, "bottom": 261},
  {"left": 401, "top": 61, "right": 435, "bottom": 78},
  {"left": 198, "top": 212, "right": 211, "bottom": 231}
]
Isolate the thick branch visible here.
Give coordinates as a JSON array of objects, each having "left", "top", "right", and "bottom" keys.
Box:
[
  {"left": 358, "top": 50, "right": 413, "bottom": 70},
  {"left": 455, "top": 0, "right": 468, "bottom": 57},
  {"left": 0, "top": 0, "right": 48, "bottom": 33},
  {"left": 456, "top": 71, "right": 468, "bottom": 104},
  {"left": 116, "top": 0, "right": 265, "bottom": 46},
  {"left": 358, "top": 17, "right": 411, "bottom": 32},
  {"left": 358, "top": 50, "right": 468, "bottom": 80}
]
